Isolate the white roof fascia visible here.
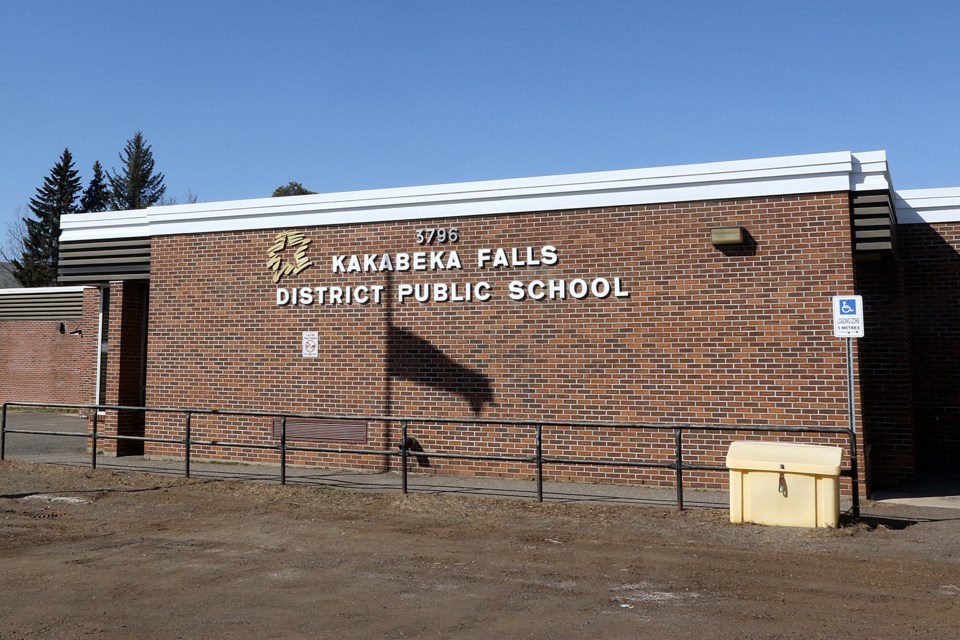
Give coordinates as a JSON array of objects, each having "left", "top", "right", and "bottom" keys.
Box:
[
  {"left": 895, "top": 188, "right": 960, "bottom": 224},
  {"left": 60, "top": 151, "right": 858, "bottom": 242},
  {"left": 59, "top": 209, "right": 150, "bottom": 242},
  {"left": 0, "top": 286, "right": 92, "bottom": 296},
  {"left": 850, "top": 150, "right": 892, "bottom": 192}
]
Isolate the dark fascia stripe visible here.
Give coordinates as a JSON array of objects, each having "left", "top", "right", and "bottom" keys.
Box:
[
  {"left": 59, "top": 263, "right": 151, "bottom": 274},
  {"left": 0, "top": 289, "right": 85, "bottom": 320},
  {"left": 59, "top": 238, "right": 151, "bottom": 250},
  {"left": 0, "top": 310, "right": 84, "bottom": 320},
  {"left": 58, "top": 273, "right": 149, "bottom": 284},
  {"left": 57, "top": 237, "right": 151, "bottom": 285}
]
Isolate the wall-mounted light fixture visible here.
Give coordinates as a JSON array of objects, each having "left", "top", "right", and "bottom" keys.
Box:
[
  {"left": 69, "top": 327, "right": 82, "bottom": 337},
  {"left": 711, "top": 226, "right": 746, "bottom": 246},
  {"left": 58, "top": 322, "right": 66, "bottom": 334}
]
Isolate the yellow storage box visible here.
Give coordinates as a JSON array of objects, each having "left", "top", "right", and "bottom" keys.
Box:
[{"left": 726, "top": 441, "right": 842, "bottom": 529}]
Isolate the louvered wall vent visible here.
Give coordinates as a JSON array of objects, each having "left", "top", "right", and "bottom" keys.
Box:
[
  {"left": 58, "top": 238, "right": 150, "bottom": 284},
  {"left": 271, "top": 418, "right": 368, "bottom": 444},
  {"left": 0, "top": 287, "right": 86, "bottom": 320},
  {"left": 852, "top": 191, "right": 898, "bottom": 257}
]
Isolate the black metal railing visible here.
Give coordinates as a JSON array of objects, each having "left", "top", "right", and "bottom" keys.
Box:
[{"left": 1, "top": 401, "right": 860, "bottom": 517}]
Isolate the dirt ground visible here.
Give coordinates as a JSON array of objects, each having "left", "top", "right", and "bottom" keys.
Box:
[{"left": 1, "top": 461, "right": 958, "bottom": 639}]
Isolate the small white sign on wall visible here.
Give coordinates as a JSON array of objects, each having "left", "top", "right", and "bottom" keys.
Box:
[{"left": 302, "top": 331, "right": 319, "bottom": 358}]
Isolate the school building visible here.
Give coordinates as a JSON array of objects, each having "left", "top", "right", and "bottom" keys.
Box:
[{"left": 2, "top": 150, "right": 959, "bottom": 494}]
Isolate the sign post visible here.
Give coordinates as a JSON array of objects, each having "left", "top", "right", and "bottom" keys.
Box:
[
  {"left": 832, "top": 295, "right": 863, "bottom": 434},
  {"left": 833, "top": 295, "right": 863, "bottom": 518}
]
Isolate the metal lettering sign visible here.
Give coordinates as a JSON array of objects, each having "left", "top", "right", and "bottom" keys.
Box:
[
  {"left": 268, "top": 231, "right": 634, "bottom": 307},
  {"left": 833, "top": 295, "right": 864, "bottom": 338}
]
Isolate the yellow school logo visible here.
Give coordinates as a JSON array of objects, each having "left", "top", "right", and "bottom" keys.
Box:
[{"left": 267, "top": 231, "right": 314, "bottom": 283}]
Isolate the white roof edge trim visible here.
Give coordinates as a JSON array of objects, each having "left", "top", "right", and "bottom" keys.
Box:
[
  {"left": 850, "top": 150, "right": 892, "bottom": 192},
  {"left": 895, "top": 187, "right": 960, "bottom": 224},
  {"left": 59, "top": 209, "right": 150, "bottom": 239},
  {"left": 0, "top": 286, "right": 92, "bottom": 295},
  {"left": 61, "top": 150, "right": 865, "bottom": 242}
]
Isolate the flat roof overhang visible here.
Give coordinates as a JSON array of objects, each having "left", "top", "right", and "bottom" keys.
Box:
[{"left": 57, "top": 150, "right": 900, "bottom": 284}]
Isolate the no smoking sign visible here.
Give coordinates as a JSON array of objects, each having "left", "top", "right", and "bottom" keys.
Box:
[{"left": 302, "top": 331, "right": 319, "bottom": 358}]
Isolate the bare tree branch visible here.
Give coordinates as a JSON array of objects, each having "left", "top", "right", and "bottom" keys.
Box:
[{"left": 0, "top": 209, "right": 26, "bottom": 264}]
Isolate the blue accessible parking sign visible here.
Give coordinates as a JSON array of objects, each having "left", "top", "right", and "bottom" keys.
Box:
[{"left": 833, "top": 295, "right": 864, "bottom": 337}]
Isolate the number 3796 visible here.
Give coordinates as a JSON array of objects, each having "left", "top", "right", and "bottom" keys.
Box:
[{"left": 416, "top": 228, "right": 459, "bottom": 244}]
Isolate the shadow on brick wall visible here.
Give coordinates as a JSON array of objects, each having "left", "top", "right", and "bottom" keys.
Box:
[
  {"left": 386, "top": 325, "right": 495, "bottom": 414},
  {"left": 855, "top": 254, "right": 915, "bottom": 491},
  {"left": 383, "top": 271, "right": 494, "bottom": 416},
  {"left": 898, "top": 223, "right": 960, "bottom": 474}
]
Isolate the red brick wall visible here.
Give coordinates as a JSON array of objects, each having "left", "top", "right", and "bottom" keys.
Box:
[
  {"left": 899, "top": 222, "right": 960, "bottom": 472},
  {"left": 0, "top": 311, "right": 94, "bottom": 407},
  {"left": 143, "top": 192, "right": 862, "bottom": 491}
]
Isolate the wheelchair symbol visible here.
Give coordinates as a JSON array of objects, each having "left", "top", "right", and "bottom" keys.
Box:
[{"left": 839, "top": 299, "right": 857, "bottom": 315}]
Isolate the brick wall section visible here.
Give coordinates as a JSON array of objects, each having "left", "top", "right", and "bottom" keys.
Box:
[
  {"left": 0, "top": 314, "right": 92, "bottom": 406},
  {"left": 854, "top": 258, "right": 915, "bottom": 489},
  {"left": 899, "top": 223, "right": 960, "bottom": 472},
  {"left": 80, "top": 288, "right": 100, "bottom": 407},
  {"left": 144, "top": 193, "right": 864, "bottom": 493},
  {"left": 81, "top": 287, "right": 102, "bottom": 453},
  {"left": 100, "top": 281, "right": 148, "bottom": 456}
]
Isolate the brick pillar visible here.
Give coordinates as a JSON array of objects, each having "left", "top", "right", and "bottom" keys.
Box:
[{"left": 101, "top": 281, "right": 149, "bottom": 456}]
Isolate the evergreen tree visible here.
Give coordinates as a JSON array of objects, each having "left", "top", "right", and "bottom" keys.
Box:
[
  {"left": 79, "top": 160, "right": 112, "bottom": 212},
  {"left": 272, "top": 181, "right": 316, "bottom": 197},
  {"left": 108, "top": 131, "right": 166, "bottom": 210},
  {"left": 12, "top": 148, "right": 81, "bottom": 286}
]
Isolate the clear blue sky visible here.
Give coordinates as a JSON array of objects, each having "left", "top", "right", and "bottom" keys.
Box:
[{"left": 1, "top": 1, "right": 958, "bottom": 236}]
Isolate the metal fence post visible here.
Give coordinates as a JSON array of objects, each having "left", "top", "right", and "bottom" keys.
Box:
[
  {"left": 91, "top": 409, "right": 99, "bottom": 469},
  {"left": 401, "top": 421, "right": 408, "bottom": 494},
  {"left": 674, "top": 427, "right": 684, "bottom": 511},
  {"left": 536, "top": 424, "right": 543, "bottom": 502},
  {"left": 1, "top": 402, "right": 7, "bottom": 461},
  {"left": 280, "top": 416, "right": 287, "bottom": 485},
  {"left": 184, "top": 412, "right": 192, "bottom": 478}
]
